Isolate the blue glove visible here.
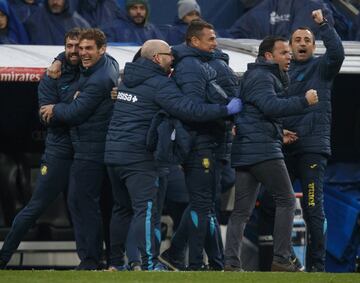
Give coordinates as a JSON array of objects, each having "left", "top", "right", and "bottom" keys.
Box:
[{"left": 226, "top": 98, "right": 243, "bottom": 115}]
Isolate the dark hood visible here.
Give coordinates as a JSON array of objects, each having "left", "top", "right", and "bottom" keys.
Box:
[
  {"left": 212, "top": 48, "right": 229, "bottom": 64},
  {"left": 45, "top": 0, "right": 73, "bottom": 16},
  {"left": 172, "top": 43, "right": 213, "bottom": 65},
  {"left": 123, "top": 57, "right": 167, "bottom": 88},
  {"left": 247, "top": 56, "right": 289, "bottom": 89}
]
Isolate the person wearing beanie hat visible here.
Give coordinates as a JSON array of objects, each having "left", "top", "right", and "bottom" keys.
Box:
[
  {"left": 178, "top": 0, "right": 200, "bottom": 23},
  {"left": 101, "top": 0, "right": 164, "bottom": 45},
  {"left": 164, "top": 0, "right": 201, "bottom": 45}
]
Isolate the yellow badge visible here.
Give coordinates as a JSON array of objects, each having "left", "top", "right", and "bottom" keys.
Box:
[
  {"left": 202, "top": 158, "right": 210, "bottom": 169},
  {"left": 41, "top": 165, "right": 48, "bottom": 176},
  {"left": 310, "top": 164, "right": 318, "bottom": 169}
]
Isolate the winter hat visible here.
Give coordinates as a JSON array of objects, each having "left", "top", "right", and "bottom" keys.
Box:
[
  {"left": 126, "top": 0, "right": 149, "bottom": 11},
  {"left": 177, "top": 0, "right": 200, "bottom": 20}
]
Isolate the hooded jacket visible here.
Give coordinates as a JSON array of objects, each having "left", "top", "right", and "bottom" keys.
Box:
[
  {"left": 9, "top": 0, "right": 41, "bottom": 23},
  {"left": 208, "top": 49, "right": 240, "bottom": 161},
  {"left": 283, "top": 23, "right": 344, "bottom": 157},
  {"left": 76, "top": 0, "right": 126, "bottom": 27},
  {"left": 102, "top": 12, "right": 163, "bottom": 45},
  {"left": 229, "top": 0, "right": 334, "bottom": 39},
  {"left": 0, "top": 0, "right": 29, "bottom": 44},
  {"left": 172, "top": 44, "right": 229, "bottom": 151},
  {"left": 25, "top": 0, "right": 90, "bottom": 45},
  {"left": 53, "top": 54, "right": 119, "bottom": 163},
  {"left": 232, "top": 58, "right": 309, "bottom": 167},
  {"left": 38, "top": 59, "right": 79, "bottom": 159},
  {"left": 104, "top": 57, "right": 229, "bottom": 166}
]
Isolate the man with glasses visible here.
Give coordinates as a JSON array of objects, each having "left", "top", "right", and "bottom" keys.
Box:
[{"left": 104, "top": 39, "right": 242, "bottom": 271}]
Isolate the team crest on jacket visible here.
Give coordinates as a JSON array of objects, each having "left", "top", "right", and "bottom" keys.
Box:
[
  {"left": 41, "top": 165, "right": 48, "bottom": 176},
  {"left": 202, "top": 158, "right": 210, "bottom": 169},
  {"left": 117, "top": 91, "right": 138, "bottom": 103}
]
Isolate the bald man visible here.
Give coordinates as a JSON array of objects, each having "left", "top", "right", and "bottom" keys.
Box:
[{"left": 104, "top": 40, "right": 242, "bottom": 271}]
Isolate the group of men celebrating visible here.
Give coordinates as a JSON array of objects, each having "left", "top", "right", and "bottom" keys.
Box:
[{"left": 0, "top": 7, "right": 344, "bottom": 273}]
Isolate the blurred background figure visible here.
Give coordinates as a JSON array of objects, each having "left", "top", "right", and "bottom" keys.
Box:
[
  {"left": 8, "top": 0, "right": 41, "bottom": 24},
  {"left": 102, "top": 0, "right": 164, "bottom": 45},
  {"left": 76, "top": 0, "right": 126, "bottom": 28},
  {"left": 24, "top": 0, "right": 90, "bottom": 45},
  {"left": 0, "top": 0, "right": 29, "bottom": 44},
  {"left": 165, "top": 0, "right": 201, "bottom": 45},
  {"left": 227, "top": 0, "right": 334, "bottom": 39}
]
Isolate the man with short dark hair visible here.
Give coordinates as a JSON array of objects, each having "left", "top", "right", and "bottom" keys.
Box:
[
  {"left": 40, "top": 28, "right": 119, "bottom": 270},
  {"left": 224, "top": 35, "right": 319, "bottom": 272},
  {"left": 283, "top": 9, "right": 344, "bottom": 272},
  {"left": 160, "top": 20, "right": 235, "bottom": 271},
  {"left": 0, "top": 27, "right": 81, "bottom": 270},
  {"left": 101, "top": 0, "right": 163, "bottom": 45}
]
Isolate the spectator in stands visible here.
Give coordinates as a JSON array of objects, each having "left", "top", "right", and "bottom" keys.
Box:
[
  {"left": 101, "top": 0, "right": 164, "bottom": 45},
  {"left": 0, "top": 0, "right": 29, "bottom": 44},
  {"left": 25, "top": 0, "right": 90, "bottom": 45},
  {"left": 165, "top": 0, "right": 201, "bottom": 45},
  {"left": 282, "top": 9, "right": 344, "bottom": 272},
  {"left": 227, "top": 0, "right": 334, "bottom": 39},
  {"left": 9, "top": 0, "right": 41, "bottom": 24},
  {"left": 224, "top": 35, "right": 319, "bottom": 272},
  {"left": 76, "top": 0, "right": 126, "bottom": 28},
  {"left": 0, "top": 28, "right": 81, "bottom": 270}
]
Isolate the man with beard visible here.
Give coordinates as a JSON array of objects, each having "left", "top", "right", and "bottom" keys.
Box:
[
  {"left": 0, "top": 28, "right": 81, "bottom": 269},
  {"left": 40, "top": 28, "right": 119, "bottom": 270},
  {"left": 104, "top": 39, "right": 242, "bottom": 271},
  {"left": 102, "top": 0, "right": 164, "bottom": 45}
]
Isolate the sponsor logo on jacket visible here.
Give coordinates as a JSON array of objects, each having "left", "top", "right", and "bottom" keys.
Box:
[
  {"left": 117, "top": 91, "right": 138, "bottom": 103},
  {"left": 270, "top": 12, "right": 290, "bottom": 25}
]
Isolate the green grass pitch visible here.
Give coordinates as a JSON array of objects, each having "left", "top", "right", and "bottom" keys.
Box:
[{"left": 0, "top": 271, "right": 359, "bottom": 283}]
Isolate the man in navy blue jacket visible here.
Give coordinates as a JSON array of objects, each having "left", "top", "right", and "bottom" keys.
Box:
[
  {"left": 224, "top": 35, "right": 319, "bottom": 272},
  {"left": 228, "top": 0, "right": 334, "bottom": 40},
  {"left": 159, "top": 20, "right": 237, "bottom": 271},
  {"left": 0, "top": 28, "right": 81, "bottom": 270},
  {"left": 160, "top": 47, "right": 239, "bottom": 271},
  {"left": 102, "top": 0, "right": 163, "bottom": 45},
  {"left": 282, "top": 9, "right": 344, "bottom": 272},
  {"left": 40, "top": 28, "right": 119, "bottom": 270},
  {"left": 104, "top": 39, "right": 241, "bottom": 271},
  {"left": 24, "top": 0, "right": 90, "bottom": 45}
]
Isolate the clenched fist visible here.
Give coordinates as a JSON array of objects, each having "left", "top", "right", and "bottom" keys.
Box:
[
  {"left": 312, "top": 9, "right": 324, "bottom": 24},
  {"left": 305, "top": 89, "right": 319, "bottom": 105}
]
